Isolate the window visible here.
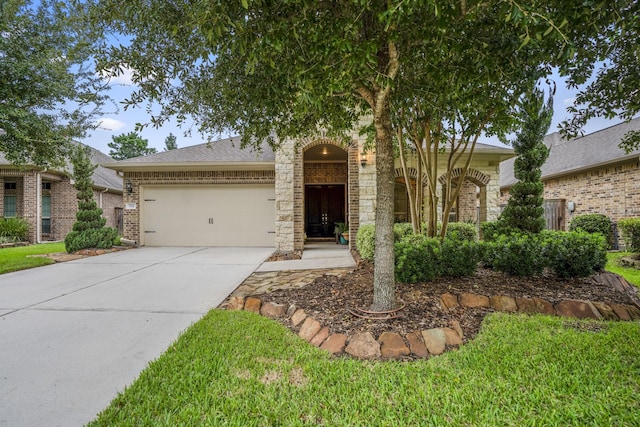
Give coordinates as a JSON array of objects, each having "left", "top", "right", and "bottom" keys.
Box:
[
  {"left": 4, "top": 182, "right": 17, "bottom": 190},
  {"left": 41, "top": 182, "right": 51, "bottom": 190},
  {"left": 4, "top": 195, "right": 17, "bottom": 217},
  {"left": 42, "top": 195, "right": 51, "bottom": 234}
]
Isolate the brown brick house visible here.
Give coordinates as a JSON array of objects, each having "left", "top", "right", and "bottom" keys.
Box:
[
  {"left": 105, "top": 128, "right": 513, "bottom": 253},
  {"left": 500, "top": 118, "right": 640, "bottom": 231},
  {"left": 0, "top": 144, "right": 123, "bottom": 243}
]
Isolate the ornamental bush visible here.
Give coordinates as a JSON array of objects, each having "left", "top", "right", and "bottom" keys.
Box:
[
  {"left": 543, "top": 231, "right": 607, "bottom": 278},
  {"left": 485, "top": 232, "right": 547, "bottom": 277},
  {"left": 619, "top": 217, "right": 640, "bottom": 253},
  {"left": 0, "top": 217, "right": 29, "bottom": 242},
  {"left": 355, "top": 224, "right": 376, "bottom": 261},
  {"left": 444, "top": 222, "right": 478, "bottom": 242},
  {"left": 394, "top": 234, "right": 440, "bottom": 283},
  {"left": 479, "top": 221, "right": 518, "bottom": 242},
  {"left": 439, "top": 238, "right": 480, "bottom": 277},
  {"left": 569, "top": 214, "right": 613, "bottom": 248}
]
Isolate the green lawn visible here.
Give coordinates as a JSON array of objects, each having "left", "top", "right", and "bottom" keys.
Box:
[
  {"left": 0, "top": 242, "right": 66, "bottom": 274},
  {"left": 606, "top": 251, "right": 640, "bottom": 288},
  {"left": 90, "top": 310, "right": 640, "bottom": 426}
]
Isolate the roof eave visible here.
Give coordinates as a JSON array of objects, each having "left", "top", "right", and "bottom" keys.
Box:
[{"left": 103, "top": 161, "right": 276, "bottom": 172}]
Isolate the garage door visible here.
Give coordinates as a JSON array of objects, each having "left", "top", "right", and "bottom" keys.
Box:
[{"left": 142, "top": 185, "right": 275, "bottom": 247}]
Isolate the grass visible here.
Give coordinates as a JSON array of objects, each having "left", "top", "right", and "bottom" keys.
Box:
[
  {"left": 0, "top": 242, "right": 66, "bottom": 274},
  {"left": 90, "top": 310, "right": 640, "bottom": 426},
  {"left": 606, "top": 251, "right": 640, "bottom": 288}
]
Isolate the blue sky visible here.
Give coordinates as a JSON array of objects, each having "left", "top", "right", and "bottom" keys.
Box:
[{"left": 82, "top": 67, "right": 621, "bottom": 155}]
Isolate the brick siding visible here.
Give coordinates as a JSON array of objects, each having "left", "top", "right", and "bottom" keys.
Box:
[{"left": 500, "top": 159, "right": 640, "bottom": 229}]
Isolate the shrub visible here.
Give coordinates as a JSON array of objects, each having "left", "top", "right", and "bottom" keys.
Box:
[
  {"left": 480, "top": 221, "right": 518, "bottom": 242},
  {"left": 64, "top": 227, "right": 118, "bottom": 254},
  {"left": 618, "top": 217, "right": 640, "bottom": 253},
  {"left": 393, "top": 222, "right": 415, "bottom": 240},
  {"left": 438, "top": 238, "right": 480, "bottom": 277},
  {"left": 569, "top": 214, "right": 613, "bottom": 248},
  {"left": 0, "top": 217, "right": 29, "bottom": 242},
  {"left": 543, "top": 231, "right": 607, "bottom": 278},
  {"left": 394, "top": 234, "right": 440, "bottom": 283},
  {"left": 487, "top": 232, "right": 547, "bottom": 277},
  {"left": 445, "top": 222, "right": 478, "bottom": 242},
  {"left": 355, "top": 224, "right": 376, "bottom": 261}
]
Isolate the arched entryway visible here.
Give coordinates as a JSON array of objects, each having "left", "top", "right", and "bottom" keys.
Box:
[
  {"left": 302, "top": 143, "right": 348, "bottom": 238},
  {"left": 438, "top": 168, "right": 490, "bottom": 223}
]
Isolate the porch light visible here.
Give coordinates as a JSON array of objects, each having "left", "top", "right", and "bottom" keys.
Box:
[
  {"left": 125, "top": 179, "right": 133, "bottom": 194},
  {"left": 360, "top": 152, "right": 368, "bottom": 168}
]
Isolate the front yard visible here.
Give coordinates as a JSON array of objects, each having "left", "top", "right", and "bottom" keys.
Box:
[
  {"left": 0, "top": 242, "right": 65, "bottom": 274},
  {"left": 89, "top": 310, "right": 639, "bottom": 426}
]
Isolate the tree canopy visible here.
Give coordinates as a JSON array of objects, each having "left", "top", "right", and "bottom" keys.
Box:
[
  {"left": 0, "top": 0, "right": 107, "bottom": 167},
  {"left": 90, "top": 0, "right": 626, "bottom": 310},
  {"left": 108, "top": 131, "right": 157, "bottom": 160},
  {"left": 164, "top": 133, "right": 178, "bottom": 151}
]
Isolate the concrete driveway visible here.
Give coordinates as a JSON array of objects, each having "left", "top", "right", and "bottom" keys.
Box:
[{"left": 0, "top": 246, "right": 272, "bottom": 427}]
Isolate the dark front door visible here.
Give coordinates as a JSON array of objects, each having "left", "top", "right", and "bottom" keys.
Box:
[{"left": 305, "top": 185, "right": 345, "bottom": 237}]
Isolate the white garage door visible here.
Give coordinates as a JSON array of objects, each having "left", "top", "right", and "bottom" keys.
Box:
[{"left": 142, "top": 184, "right": 275, "bottom": 247}]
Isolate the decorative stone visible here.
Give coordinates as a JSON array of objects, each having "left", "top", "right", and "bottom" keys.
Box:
[
  {"left": 286, "top": 304, "right": 298, "bottom": 318},
  {"left": 440, "top": 293, "right": 459, "bottom": 309},
  {"left": 422, "top": 328, "right": 446, "bottom": 355},
  {"left": 320, "top": 334, "right": 347, "bottom": 354},
  {"left": 555, "top": 300, "right": 601, "bottom": 320},
  {"left": 609, "top": 303, "right": 631, "bottom": 321},
  {"left": 627, "top": 305, "right": 640, "bottom": 320},
  {"left": 515, "top": 297, "right": 555, "bottom": 315},
  {"left": 490, "top": 295, "right": 517, "bottom": 312},
  {"left": 459, "top": 293, "right": 490, "bottom": 308},
  {"left": 299, "top": 317, "right": 322, "bottom": 342},
  {"left": 442, "top": 327, "right": 463, "bottom": 346},
  {"left": 227, "top": 296, "right": 245, "bottom": 311},
  {"left": 378, "top": 332, "right": 410, "bottom": 358},
  {"left": 406, "top": 332, "right": 428, "bottom": 358},
  {"left": 450, "top": 320, "right": 464, "bottom": 340},
  {"left": 244, "top": 297, "right": 262, "bottom": 313},
  {"left": 260, "top": 302, "right": 287, "bottom": 318},
  {"left": 591, "top": 302, "right": 619, "bottom": 320},
  {"left": 310, "top": 327, "right": 330, "bottom": 347},
  {"left": 290, "top": 309, "right": 307, "bottom": 327},
  {"left": 345, "top": 332, "right": 381, "bottom": 359}
]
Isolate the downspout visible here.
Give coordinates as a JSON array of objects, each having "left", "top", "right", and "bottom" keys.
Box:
[
  {"left": 99, "top": 187, "right": 109, "bottom": 209},
  {"left": 36, "top": 171, "right": 42, "bottom": 243}
]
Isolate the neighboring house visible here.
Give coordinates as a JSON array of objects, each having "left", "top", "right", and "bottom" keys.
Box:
[
  {"left": 0, "top": 143, "right": 123, "bottom": 243},
  {"left": 106, "top": 127, "right": 513, "bottom": 254},
  {"left": 500, "top": 118, "right": 640, "bottom": 231}
]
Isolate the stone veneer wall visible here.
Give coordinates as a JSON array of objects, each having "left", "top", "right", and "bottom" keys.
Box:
[
  {"left": 50, "top": 179, "right": 77, "bottom": 241},
  {"left": 501, "top": 160, "right": 640, "bottom": 230},
  {"left": 123, "top": 170, "right": 275, "bottom": 244}
]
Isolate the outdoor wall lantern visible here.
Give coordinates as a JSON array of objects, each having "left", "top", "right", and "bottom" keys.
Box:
[
  {"left": 360, "top": 152, "right": 368, "bottom": 168},
  {"left": 125, "top": 179, "right": 133, "bottom": 194}
]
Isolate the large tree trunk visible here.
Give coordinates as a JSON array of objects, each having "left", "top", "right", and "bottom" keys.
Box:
[{"left": 372, "top": 99, "right": 396, "bottom": 311}]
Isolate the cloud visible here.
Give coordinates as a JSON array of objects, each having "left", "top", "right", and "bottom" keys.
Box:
[
  {"left": 99, "top": 66, "right": 136, "bottom": 86},
  {"left": 95, "top": 117, "right": 127, "bottom": 131},
  {"left": 563, "top": 97, "right": 576, "bottom": 106}
]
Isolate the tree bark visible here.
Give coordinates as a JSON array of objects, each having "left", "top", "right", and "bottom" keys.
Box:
[{"left": 372, "top": 98, "right": 396, "bottom": 311}]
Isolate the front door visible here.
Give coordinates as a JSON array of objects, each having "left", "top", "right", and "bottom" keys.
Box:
[{"left": 305, "top": 185, "right": 345, "bottom": 237}]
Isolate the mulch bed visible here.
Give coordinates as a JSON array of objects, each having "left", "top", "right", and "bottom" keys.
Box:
[{"left": 260, "top": 262, "right": 640, "bottom": 343}]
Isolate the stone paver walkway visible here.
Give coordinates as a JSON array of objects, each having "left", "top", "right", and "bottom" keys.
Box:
[{"left": 222, "top": 270, "right": 640, "bottom": 360}]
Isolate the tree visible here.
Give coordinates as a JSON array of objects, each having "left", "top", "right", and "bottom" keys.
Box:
[
  {"left": 500, "top": 87, "right": 554, "bottom": 233},
  {"left": 90, "top": 0, "right": 618, "bottom": 311},
  {"left": 108, "top": 131, "right": 157, "bottom": 160},
  {"left": 64, "top": 145, "right": 117, "bottom": 253},
  {"left": 0, "top": 0, "right": 106, "bottom": 167},
  {"left": 559, "top": 1, "right": 640, "bottom": 153},
  {"left": 164, "top": 133, "right": 178, "bottom": 151}
]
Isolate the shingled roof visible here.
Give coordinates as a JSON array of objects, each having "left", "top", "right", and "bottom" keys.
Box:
[
  {"left": 500, "top": 118, "right": 640, "bottom": 188},
  {"left": 104, "top": 137, "right": 275, "bottom": 171},
  {"left": 0, "top": 142, "right": 122, "bottom": 192}
]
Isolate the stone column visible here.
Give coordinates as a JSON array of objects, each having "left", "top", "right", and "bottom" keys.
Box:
[{"left": 275, "top": 139, "right": 296, "bottom": 253}]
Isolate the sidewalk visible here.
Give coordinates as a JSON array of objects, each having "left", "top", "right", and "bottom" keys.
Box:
[{"left": 256, "top": 242, "right": 356, "bottom": 272}]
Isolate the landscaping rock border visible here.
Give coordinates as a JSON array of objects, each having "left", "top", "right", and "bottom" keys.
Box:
[{"left": 226, "top": 293, "right": 640, "bottom": 360}]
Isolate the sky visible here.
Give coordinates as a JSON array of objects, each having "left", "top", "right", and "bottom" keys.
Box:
[{"left": 82, "top": 67, "right": 622, "bottom": 155}]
